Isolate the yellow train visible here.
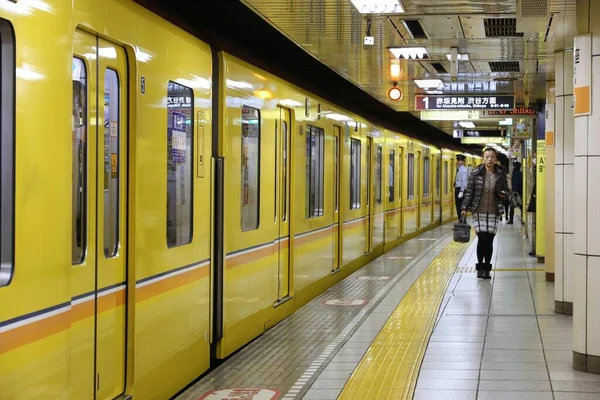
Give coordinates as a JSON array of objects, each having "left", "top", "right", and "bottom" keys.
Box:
[{"left": 0, "top": 1, "right": 481, "bottom": 399}]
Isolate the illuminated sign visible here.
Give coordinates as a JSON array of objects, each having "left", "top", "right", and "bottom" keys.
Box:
[
  {"left": 461, "top": 137, "right": 508, "bottom": 145},
  {"left": 454, "top": 129, "right": 507, "bottom": 138},
  {"left": 483, "top": 107, "right": 536, "bottom": 116},
  {"left": 415, "top": 95, "right": 514, "bottom": 110},
  {"left": 421, "top": 110, "right": 479, "bottom": 121}
]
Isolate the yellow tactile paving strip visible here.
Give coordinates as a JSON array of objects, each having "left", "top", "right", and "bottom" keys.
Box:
[{"left": 338, "top": 239, "right": 472, "bottom": 400}]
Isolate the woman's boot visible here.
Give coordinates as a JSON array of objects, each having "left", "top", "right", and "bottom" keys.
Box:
[
  {"left": 483, "top": 264, "right": 492, "bottom": 279},
  {"left": 476, "top": 263, "right": 484, "bottom": 278}
]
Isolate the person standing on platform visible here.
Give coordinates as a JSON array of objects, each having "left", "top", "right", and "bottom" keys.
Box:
[
  {"left": 454, "top": 154, "right": 468, "bottom": 218},
  {"left": 461, "top": 147, "right": 509, "bottom": 279},
  {"left": 508, "top": 162, "right": 523, "bottom": 224}
]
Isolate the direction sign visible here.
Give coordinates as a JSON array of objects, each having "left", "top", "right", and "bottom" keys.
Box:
[
  {"left": 454, "top": 129, "right": 507, "bottom": 138},
  {"left": 482, "top": 107, "right": 536, "bottom": 116},
  {"left": 461, "top": 137, "right": 508, "bottom": 145},
  {"left": 415, "top": 95, "right": 514, "bottom": 110}
]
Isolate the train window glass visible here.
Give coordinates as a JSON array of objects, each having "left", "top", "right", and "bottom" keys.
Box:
[
  {"left": 0, "top": 19, "right": 15, "bottom": 287},
  {"left": 241, "top": 106, "right": 260, "bottom": 231},
  {"left": 444, "top": 161, "right": 449, "bottom": 194},
  {"left": 167, "top": 81, "right": 194, "bottom": 247},
  {"left": 423, "top": 157, "right": 430, "bottom": 197},
  {"left": 306, "top": 125, "right": 324, "bottom": 218},
  {"left": 72, "top": 58, "right": 87, "bottom": 264},
  {"left": 388, "top": 150, "right": 395, "bottom": 202},
  {"left": 407, "top": 153, "right": 415, "bottom": 200},
  {"left": 282, "top": 120, "right": 288, "bottom": 221},
  {"left": 375, "top": 146, "right": 382, "bottom": 204},
  {"left": 350, "top": 138, "right": 361, "bottom": 209},
  {"left": 104, "top": 69, "right": 120, "bottom": 257},
  {"left": 334, "top": 135, "right": 339, "bottom": 212},
  {"left": 435, "top": 158, "right": 440, "bottom": 197},
  {"left": 274, "top": 120, "right": 278, "bottom": 223}
]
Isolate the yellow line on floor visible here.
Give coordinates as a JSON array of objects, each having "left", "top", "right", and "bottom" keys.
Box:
[
  {"left": 492, "top": 268, "right": 545, "bottom": 271},
  {"left": 337, "top": 238, "right": 472, "bottom": 400}
]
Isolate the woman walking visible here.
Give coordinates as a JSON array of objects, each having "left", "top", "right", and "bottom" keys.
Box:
[{"left": 461, "top": 148, "right": 509, "bottom": 279}]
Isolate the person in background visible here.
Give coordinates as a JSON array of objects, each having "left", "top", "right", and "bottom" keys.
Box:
[
  {"left": 461, "top": 147, "right": 509, "bottom": 279},
  {"left": 454, "top": 154, "right": 468, "bottom": 218},
  {"left": 509, "top": 162, "right": 523, "bottom": 224}
]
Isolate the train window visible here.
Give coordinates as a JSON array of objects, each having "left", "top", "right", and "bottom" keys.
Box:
[
  {"left": 241, "top": 106, "right": 261, "bottom": 231},
  {"left": 388, "top": 150, "right": 395, "bottom": 202},
  {"left": 72, "top": 58, "right": 88, "bottom": 264},
  {"left": 350, "top": 138, "right": 361, "bottom": 209},
  {"left": 167, "top": 81, "right": 194, "bottom": 246},
  {"left": 375, "top": 146, "right": 382, "bottom": 204},
  {"left": 282, "top": 120, "right": 288, "bottom": 221},
  {"left": 407, "top": 153, "right": 415, "bottom": 200},
  {"left": 334, "top": 135, "right": 339, "bottom": 212},
  {"left": 306, "top": 125, "right": 324, "bottom": 217},
  {"left": 444, "top": 161, "right": 449, "bottom": 194},
  {"left": 104, "top": 69, "right": 120, "bottom": 257},
  {"left": 436, "top": 158, "right": 440, "bottom": 197},
  {"left": 0, "top": 19, "right": 15, "bottom": 287},
  {"left": 423, "top": 157, "right": 430, "bottom": 197}
]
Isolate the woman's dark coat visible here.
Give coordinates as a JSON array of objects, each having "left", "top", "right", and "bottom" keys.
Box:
[{"left": 461, "top": 164, "right": 509, "bottom": 216}]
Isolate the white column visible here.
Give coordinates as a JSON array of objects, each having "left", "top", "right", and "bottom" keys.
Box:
[
  {"left": 573, "top": 0, "right": 600, "bottom": 373},
  {"left": 545, "top": 83, "right": 556, "bottom": 282},
  {"left": 554, "top": 50, "right": 575, "bottom": 315}
]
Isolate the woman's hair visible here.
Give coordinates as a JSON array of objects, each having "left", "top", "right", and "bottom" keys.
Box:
[{"left": 482, "top": 147, "right": 498, "bottom": 157}]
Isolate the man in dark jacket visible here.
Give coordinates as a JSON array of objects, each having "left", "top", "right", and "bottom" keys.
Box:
[{"left": 508, "top": 162, "right": 523, "bottom": 224}]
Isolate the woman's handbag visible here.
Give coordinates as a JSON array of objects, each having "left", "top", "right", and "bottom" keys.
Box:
[
  {"left": 510, "top": 192, "right": 522, "bottom": 208},
  {"left": 453, "top": 216, "right": 471, "bottom": 243}
]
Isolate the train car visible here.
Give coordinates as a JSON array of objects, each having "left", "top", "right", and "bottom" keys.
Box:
[{"left": 0, "top": 1, "right": 480, "bottom": 399}]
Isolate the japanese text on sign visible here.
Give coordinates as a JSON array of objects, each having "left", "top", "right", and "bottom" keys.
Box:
[
  {"left": 167, "top": 95, "right": 192, "bottom": 108},
  {"left": 169, "top": 112, "right": 187, "bottom": 163},
  {"left": 415, "top": 95, "right": 514, "bottom": 110}
]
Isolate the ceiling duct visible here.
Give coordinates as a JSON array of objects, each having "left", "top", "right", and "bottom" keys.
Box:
[
  {"left": 489, "top": 62, "right": 520, "bottom": 72},
  {"left": 402, "top": 20, "right": 429, "bottom": 39},
  {"left": 484, "top": 18, "right": 523, "bottom": 38},
  {"left": 516, "top": 0, "right": 549, "bottom": 33},
  {"left": 430, "top": 62, "right": 448, "bottom": 74}
]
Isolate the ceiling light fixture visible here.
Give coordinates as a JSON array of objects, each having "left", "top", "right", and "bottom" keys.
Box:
[
  {"left": 459, "top": 121, "right": 476, "bottom": 129},
  {"left": 446, "top": 53, "right": 469, "bottom": 61},
  {"left": 388, "top": 47, "right": 427, "bottom": 59},
  {"left": 388, "top": 85, "right": 403, "bottom": 101},
  {"left": 414, "top": 79, "right": 443, "bottom": 88},
  {"left": 350, "top": 0, "right": 405, "bottom": 14}
]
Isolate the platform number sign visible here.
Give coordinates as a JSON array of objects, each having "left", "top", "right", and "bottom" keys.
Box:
[{"left": 415, "top": 95, "right": 514, "bottom": 110}]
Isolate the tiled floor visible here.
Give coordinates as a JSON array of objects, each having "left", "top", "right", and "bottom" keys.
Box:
[
  {"left": 413, "top": 221, "right": 600, "bottom": 400},
  {"left": 176, "top": 220, "right": 600, "bottom": 400}
]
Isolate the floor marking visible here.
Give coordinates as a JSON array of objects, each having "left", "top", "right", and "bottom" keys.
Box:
[
  {"left": 338, "top": 239, "right": 472, "bottom": 400},
  {"left": 492, "top": 268, "right": 545, "bottom": 271},
  {"left": 280, "top": 233, "right": 453, "bottom": 399}
]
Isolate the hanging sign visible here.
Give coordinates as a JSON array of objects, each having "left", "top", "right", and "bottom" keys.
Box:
[
  {"left": 482, "top": 107, "right": 536, "bottom": 116},
  {"left": 415, "top": 95, "right": 514, "bottom": 110},
  {"left": 461, "top": 137, "right": 508, "bottom": 145},
  {"left": 453, "top": 129, "right": 507, "bottom": 138},
  {"left": 574, "top": 33, "right": 592, "bottom": 116},
  {"left": 420, "top": 110, "right": 479, "bottom": 121}
]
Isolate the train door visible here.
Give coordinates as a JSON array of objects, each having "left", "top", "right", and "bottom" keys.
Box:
[
  {"left": 332, "top": 125, "right": 341, "bottom": 272},
  {"left": 72, "top": 30, "right": 128, "bottom": 399},
  {"left": 276, "top": 106, "right": 291, "bottom": 301},
  {"left": 365, "top": 137, "right": 373, "bottom": 254},
  {"left": 416, "top": 151, "right": 422, "bottom": 229}
]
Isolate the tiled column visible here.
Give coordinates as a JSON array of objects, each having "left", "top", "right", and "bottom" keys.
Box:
[
  {"left": 573, "top": 0, "right": 600, "bottom": 373},
  {"left": 545, "top": 83, "right": 556, "bottom": 282},
  {"left": 554, "top": 50, "right": 575, "bottom": 315}
]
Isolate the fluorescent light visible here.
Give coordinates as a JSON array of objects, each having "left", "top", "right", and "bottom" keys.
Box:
[
  {"left": 350, "top": 0, "right": 404, "bottom": 14},
  {"left": 389, "top": 47, "right": 427, "bottom": 59},
  {"left": 446, "top": 53, "right": 469, "bottom": 61},
  {"left": 499, "top": 118, "right": 513, "bottom": 126},
  {"left": 459, "top": 121, "right": 476, "bottom": 129},
  {"left": 414, "top": 79, "right": 443, "bottom": 88},
  {"left": 425, "top": 90, "right": 443, "bottom": 94}
]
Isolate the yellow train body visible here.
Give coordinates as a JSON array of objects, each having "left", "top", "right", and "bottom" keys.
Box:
[{"left": 0, "top": 1, "right": 480, "bottom": 399}]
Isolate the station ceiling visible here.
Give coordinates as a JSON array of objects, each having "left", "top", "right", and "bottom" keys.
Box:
[{"left": 241, "top": 0, "right": 577, "bottom": 135}]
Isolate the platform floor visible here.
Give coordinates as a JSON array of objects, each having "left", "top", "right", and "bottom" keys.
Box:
[{"left": 177, "top": 220, "right": 600, "bottom": 400}]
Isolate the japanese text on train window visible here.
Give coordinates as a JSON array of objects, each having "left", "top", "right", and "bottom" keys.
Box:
[
  {"left": 423, "top": 157, "right": 430, "bottom": 197},
  {"left": 104, "top": 68, "right": 120, "bottom": 257},
  {"left": 407, "top": 153, "right": 415, "bottom": 200},
  {"left": 167, "top": 81, "right": 194, "bottom": 247},
  {"left": 306, "top": 125, "right": 324, "bottom": 218},
  {"left": 375, "top": 145, "right": 382, "bottom": 204},
  {"left": 388, "top": 150, "right": 395, "bottom": 202},
  {"left": 0, "top": 19, "right": 15, "bottom": 287},
  {"left": 241, "top": 106, "right": 260, "bottom": 231},
  {"left": 350, "top": 139, "right": 361, "bottom": 209},
  {"left": 72, "top": 58, "right": 88, "bottom": 264}
]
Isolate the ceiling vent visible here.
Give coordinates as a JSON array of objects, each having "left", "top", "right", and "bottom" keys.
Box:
[
  {"left": 430, "top": 62, "right": 447, "bottom": 74},
  {"left": 517, "top": 0, "right": 549, "bottom": 33},
  {"left": 402, "top": 20, "right": 429, "bottom": 39},
  {"left": 489, "top": 62, "right": 520, "bottom": 72},
  {"left": 484, "top": 18, "right": 523, "bottom": 37}
]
